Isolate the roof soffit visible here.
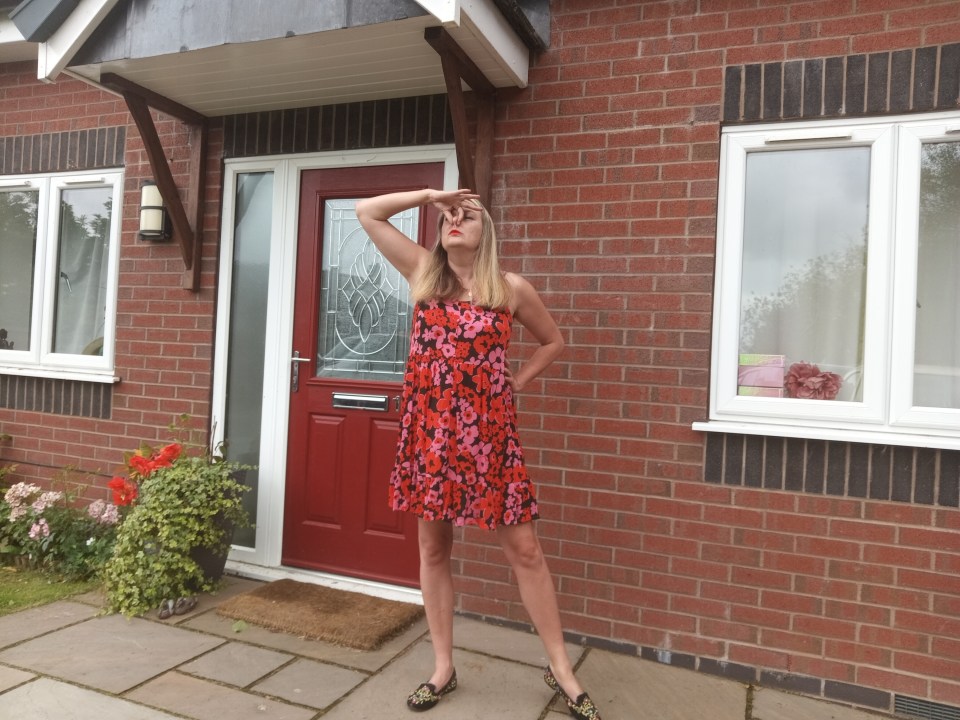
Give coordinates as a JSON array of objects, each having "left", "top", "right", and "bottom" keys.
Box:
[{"left": 54, "top": 0, "right": 532, "bottom": 116}]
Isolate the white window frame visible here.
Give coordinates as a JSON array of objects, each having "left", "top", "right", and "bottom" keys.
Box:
[
  {"left": 695, "top": 111, "right": 960, "bottom": 450},
  {"left": 0, "top": 169, "right": 123, "bottom": 382}
]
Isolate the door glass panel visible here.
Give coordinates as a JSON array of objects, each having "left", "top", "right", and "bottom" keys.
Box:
[
  {"left": 316, "top": 199, "right": 414, "bottom": 381},
  {"left": 0, "top": 189, "right": 39, "bottom": 352},
  {"left": 225, "top": 171, "right": 273, "bottom": 548},
  {"left": 52, "top": 186, "right": 112, "bottom": 355},
  {"left": 913, "top": 140, "right": 960, "bottom": 409},
  {"left": 738, "top": 147, "right": 869, "bottom": 402}
]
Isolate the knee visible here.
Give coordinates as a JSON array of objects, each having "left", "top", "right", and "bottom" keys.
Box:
[
  {"left": 504, "top": 533, "right": 546, "bottom": 572},
  {"left": 418, "top": 523, "right": 453, "bottom": 567}
]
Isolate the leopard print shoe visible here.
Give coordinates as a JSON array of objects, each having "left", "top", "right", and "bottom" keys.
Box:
[
  {"left": 406, "top": 669, "right": 457, "bottom": 712},
  {"left": 543, "top": 666, "right": 602, "bottom": 720}
]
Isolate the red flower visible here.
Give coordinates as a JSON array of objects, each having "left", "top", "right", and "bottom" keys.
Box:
[
  {"left": 154, "top": 443, "right": 182, "bottom": 468},
  {"left": 784, "top": 362, "right": 842, "bottom": 400},
  {"left": 107, "top": 476, "right": 139, "bottom": 506}
]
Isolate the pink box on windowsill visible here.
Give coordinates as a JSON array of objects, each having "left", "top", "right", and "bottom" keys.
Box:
[
  {"left": 738, "top": 354, "right": 785, "bottom": 389},
  {"left": 737, "top": 386, "right": 785, "bottom": 397}
]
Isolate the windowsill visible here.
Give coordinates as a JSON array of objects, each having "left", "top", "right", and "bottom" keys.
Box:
[
  {"left": 0, "top": 366, "right": 120, "bottom": 384},
  {"left": 692, "top": 419, "right": 960, "bottom": 452}
]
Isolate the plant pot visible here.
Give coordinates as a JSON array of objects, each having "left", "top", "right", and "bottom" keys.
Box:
[{"left": 189, "top": 514, "right": 234, "bottom": 584}]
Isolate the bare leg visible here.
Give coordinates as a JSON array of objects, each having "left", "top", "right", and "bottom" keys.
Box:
[
  {"left": 418, "top": 518, "right": 456, "bottom": 688},
  {"left": 497, "top": 522, "right": 585, "bottom": 699}
]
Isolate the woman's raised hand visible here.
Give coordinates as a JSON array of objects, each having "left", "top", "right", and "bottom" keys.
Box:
[{"left": 429, "top": 189, "right": 481, "bottom": 224}]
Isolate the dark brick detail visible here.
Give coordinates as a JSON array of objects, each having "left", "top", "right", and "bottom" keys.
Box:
[
  {"left": 802, "top": 58, "right": 823, "bottom": 118},
  {"left": 824, "top": 680, "right": 891, "bottom": 710},
  {"left": 890, "top": 50, "right": 913, "bottom": 113},
  {"left": 760, "top": 670, "right": 823, "bottom": 695},
  {"left": 763, "top": 62, "right": 782, "bottom": 120},
  {"left": 723, "top": 44, "right": 960, "bottom": 123},
  {"left": 697, "top": 657, "right": 757, "bottom": 683},
  {"left": 640, "top": 646, "right": 697, "bottom": 670},
  {"left": 222, "top": 94, "right": 454, "bottom": 158},
  {"left": 938, "top": 43, "right": 960, "bottom": 110},
  {"left": 704, "top": 434, "right": 960, "bottom": 508},
  {"left": 845, "top": 54, "right": 867, "bottom": 116},
  {"left": 0, "top": 375, "right": 112, "bottom": 419},
  {"left": 744, "top": 434, "right": 764, "bottom": 487},
  {"left": 0, "top": 127, "right": 125, "bottom": 175}
]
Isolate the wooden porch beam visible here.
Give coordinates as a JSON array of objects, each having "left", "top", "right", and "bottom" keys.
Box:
[
  {"left": 100, "top": 72, "right": 207, "bottom": 291},
  {"left": 425, "top": 27, "right": 496, "bottom": 207}
]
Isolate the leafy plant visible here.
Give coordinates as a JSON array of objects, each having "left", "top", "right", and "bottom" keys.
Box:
[{"left": 102, "top": 422, "right": 251, "bottom": 617}]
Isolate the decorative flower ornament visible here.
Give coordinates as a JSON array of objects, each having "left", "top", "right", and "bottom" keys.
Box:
[{"left": 784, "top": 362, "right": 842, "bottom": 400}]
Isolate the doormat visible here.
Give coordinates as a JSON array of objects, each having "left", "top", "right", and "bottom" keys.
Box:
[{"left": 215, "top": 579, "right": 424, "bottom": 651}]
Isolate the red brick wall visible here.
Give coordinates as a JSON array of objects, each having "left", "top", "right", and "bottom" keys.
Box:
[{"left": 454, "top": 0, "right": 960, "bottom": 712}]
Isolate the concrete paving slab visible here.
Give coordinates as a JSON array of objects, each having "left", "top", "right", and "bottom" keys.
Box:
[
  {"left": 0, "top": 677, "right": 180, "bottom": 720},
  {"left": 754, "top": 687, "right": 890, "bottom": 720},
  {"left": 180, "top": 641, "right": 294, "bottom": 687},
  {"left": 320, "top": 638, "right": 556, "bottom": 719},
  {"left": 183, "top": 608, "right": 428, "bottom": 672},
  {"left": 252, "top": 657, "right": 368, "bottom": 709},
  {"left": 452, "top": 615, "right": 584, "bottom": 668},
  {"left": 0, "top": 664, "right": 33, "bottom": 692},
  {"left": 126, "top": 671, "right": 316, "bottom": 720},
  {"left": 576, "top": 650, "right": 748, "bottom": 720},
  {"left": 0, "top": 614, "right": 223, "bottom": 693},
  {"left": 0, "top": 601, "right": 96, "bottom": 649}
]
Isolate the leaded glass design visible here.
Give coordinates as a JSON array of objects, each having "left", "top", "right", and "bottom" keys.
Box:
[{"left": 316, "top": 199, "right": 414, "bottom": 380}]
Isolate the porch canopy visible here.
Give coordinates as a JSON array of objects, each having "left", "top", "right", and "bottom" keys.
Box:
[
  {"left": 11, "top": 0, "right": 546, "bottom": 113},
  {"left": 6, "top": 0, "right": 546, "bottom": 287}
]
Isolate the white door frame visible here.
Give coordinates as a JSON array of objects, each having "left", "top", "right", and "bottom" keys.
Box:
[{"left": 211, "top": 145, "right": 458, "bottom": 593}]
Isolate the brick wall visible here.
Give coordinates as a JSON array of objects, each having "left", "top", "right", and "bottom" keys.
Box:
[{"left": 460, "top": 0, "right": 960, "bottom": 714}]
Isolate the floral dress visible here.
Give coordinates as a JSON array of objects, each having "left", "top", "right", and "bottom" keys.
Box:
[{"left": 389, "top": 299, "right": 539, "bottom": 529}]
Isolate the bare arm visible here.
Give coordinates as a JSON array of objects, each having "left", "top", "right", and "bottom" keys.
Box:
[
  {"left": 355, "top": 189, "right": 479, "bottom": 282},
  {"left": 506, "top": 273, "right": 565, "bottom": 392}
]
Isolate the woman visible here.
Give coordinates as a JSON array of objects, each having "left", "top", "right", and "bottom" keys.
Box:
[{"left": 356, "top": 188, "right": 602, "bottom": 720}]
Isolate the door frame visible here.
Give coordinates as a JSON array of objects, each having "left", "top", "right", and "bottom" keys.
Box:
[{"left": 211, "top": 145, "right": 459, "bottom": 582}]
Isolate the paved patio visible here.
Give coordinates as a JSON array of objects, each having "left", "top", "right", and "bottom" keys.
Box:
[{"left": 0, "top": 575, "right": 893, "bottom": 719}]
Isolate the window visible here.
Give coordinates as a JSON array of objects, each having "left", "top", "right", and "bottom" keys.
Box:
[
  {"left": 699, "top": 112, "right": 960, "bottom": 449},
  {"left": 0, "top": 170, "right": 123, "bottom": 379}
]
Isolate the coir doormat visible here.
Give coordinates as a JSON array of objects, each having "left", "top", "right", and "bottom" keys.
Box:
[{"left": 216, "top": 579, "right": 424, "bottom": 651}]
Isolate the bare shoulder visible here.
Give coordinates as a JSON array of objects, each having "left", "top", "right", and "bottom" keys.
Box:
[{"left": 504, "top": 271, "right": 545, "bottom": 316}]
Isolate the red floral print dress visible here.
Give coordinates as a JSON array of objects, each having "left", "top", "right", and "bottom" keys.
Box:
[{"left": 389, "top": 299, "right": 539, "bottom": 529}]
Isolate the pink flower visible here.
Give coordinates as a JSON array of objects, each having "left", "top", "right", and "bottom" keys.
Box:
[
  {"left": 784, "top": 362, "right": 843, "bottom": 400},
  {"left": 28, "top": 518, "right": 50, "bottom": 540}
]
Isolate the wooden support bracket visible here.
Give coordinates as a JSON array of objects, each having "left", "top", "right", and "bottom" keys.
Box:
[
  {"left": 425, "top": 27, "right": 496, "bottom": 207},
  {"left": 100, "top": 72, "right": 208, "bottom": 291}
]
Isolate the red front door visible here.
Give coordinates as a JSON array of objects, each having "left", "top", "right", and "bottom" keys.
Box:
[{"left": 282, "top": 162, "right": 443, "bottom": 587}]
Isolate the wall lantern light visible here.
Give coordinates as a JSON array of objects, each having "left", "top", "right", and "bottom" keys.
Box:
[{"left": 138, "top": 181, "right": 172, "bottom": 241}]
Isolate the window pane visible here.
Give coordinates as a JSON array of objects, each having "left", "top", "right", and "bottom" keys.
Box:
[
  {"left": 315, "top": 199, "right": 413, "bottom": 381},
  {"left": 52, "top": 186, "right": 112, "bottom": 355},
  {"left": 739, "top": 147, "right": 869, "bottom": 401},
  {"left": 913, "top": 141, "right": 960, "bottom": 409},
  {"left": 225, "top": 171, "right": 273, "bottom": 548},
  {"left": 0, "top": 190, "right": 39, "bottom": 351}
]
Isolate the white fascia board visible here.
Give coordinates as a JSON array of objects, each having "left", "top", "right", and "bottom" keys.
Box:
[
  {"left": 37, "top": 0, "right": 120, "bottom": 82},
  {"left": 417, "top": 0, "right": 529, "bottom": 88},
  {"left": 461, "top": 0, "right": 529, "bottom": 88},
  {"left": 413, "top": 0, "right": 460, "bottom": 24}
]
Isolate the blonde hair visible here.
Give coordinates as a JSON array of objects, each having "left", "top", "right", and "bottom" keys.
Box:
[{"left": 410, "top": 200, "right": 512, "bottom": 309}]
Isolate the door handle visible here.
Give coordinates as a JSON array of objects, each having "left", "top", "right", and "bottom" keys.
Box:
[{"left": 291, "top": 351, "right": 311, "bottom": 392}]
